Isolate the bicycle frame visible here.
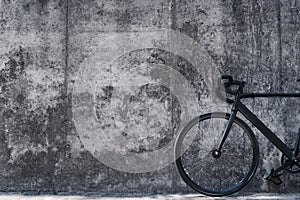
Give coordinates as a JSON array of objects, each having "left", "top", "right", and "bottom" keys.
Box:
[
  {"left": 176, "top": 75, "right": 300, "bottom": 196},
  {"left": 224, "top": 92, "right": 300, "bottom": 160}
]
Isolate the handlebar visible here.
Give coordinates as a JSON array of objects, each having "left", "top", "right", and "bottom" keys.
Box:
[
  {"left": 217, "top": 76, "right": 299, "bottom": 103},
  {"left": 216, "top": 75, "right": 246, "bottom": 103}
]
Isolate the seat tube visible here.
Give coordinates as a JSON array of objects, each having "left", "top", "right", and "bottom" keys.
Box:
[{"left": 292, "top": 128, "right": 300, "bottom": 159}]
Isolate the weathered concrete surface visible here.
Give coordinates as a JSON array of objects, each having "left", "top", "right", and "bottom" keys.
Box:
[
  {"left": 0, "top": 0, "right": 67, "bottom": 192},
  {"left": 0, "top": 0, "right": 299, "bottom": 195}
]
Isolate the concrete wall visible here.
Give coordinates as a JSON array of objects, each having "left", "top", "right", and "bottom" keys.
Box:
[{"left": 0, "top": 0, "right": 299, "bottom": 194}]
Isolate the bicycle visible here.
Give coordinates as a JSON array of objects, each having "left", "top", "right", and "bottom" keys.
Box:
[{"left": 174, "top": 75, "right": 300, "bottom": 196}]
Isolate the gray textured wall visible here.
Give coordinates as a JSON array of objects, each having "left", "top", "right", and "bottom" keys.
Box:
[{"left": 0, "top": 0, "right": 299, "bottom": 194}]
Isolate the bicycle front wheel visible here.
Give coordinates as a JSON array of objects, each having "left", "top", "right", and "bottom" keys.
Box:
[{"left": 175, "top": 112, "right": 259, "bottom": 196}]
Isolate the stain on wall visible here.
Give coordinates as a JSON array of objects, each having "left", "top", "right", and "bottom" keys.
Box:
[
  {"left": 0, "top": 0, "right": 299, "bottom": 194},
  {"left": 0, "top": 0, "right": 66, "bottom": 192}
]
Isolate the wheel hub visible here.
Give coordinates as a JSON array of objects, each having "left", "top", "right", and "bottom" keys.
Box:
[{"left": 212, "top": 149, "right": 221, "bottom": 159}]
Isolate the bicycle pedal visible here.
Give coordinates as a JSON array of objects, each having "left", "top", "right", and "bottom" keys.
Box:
[{"left": 265, "top": 169, "right": 283, "bottom": 185}]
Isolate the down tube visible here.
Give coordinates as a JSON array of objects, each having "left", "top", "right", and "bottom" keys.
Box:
[{"left": 237, "top": 102, "right": 293, "bottom": 159}]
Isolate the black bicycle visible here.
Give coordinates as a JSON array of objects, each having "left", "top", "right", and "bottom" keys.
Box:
[{"left": 175, "top": 75, "right": 300, "bottom": 196}]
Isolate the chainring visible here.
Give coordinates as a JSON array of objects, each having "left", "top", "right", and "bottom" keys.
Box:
[{"left": 281, "top": 150, "right": 300, "bottom": 173}]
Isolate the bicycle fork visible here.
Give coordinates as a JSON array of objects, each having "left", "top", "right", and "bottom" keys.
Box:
[
  {"left": 213, "top": 109, "right": 238, "bottom": 158},
  {"left": 214, "top": 87, "right": 244, "bottom": 158}
]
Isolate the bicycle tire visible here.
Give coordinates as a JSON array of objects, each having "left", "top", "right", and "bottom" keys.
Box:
[{"left": 175, "top": 112, "right": 259, "bottom": 196}]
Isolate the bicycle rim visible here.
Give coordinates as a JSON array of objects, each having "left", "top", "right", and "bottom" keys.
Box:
[{"left": 175, "top": 112, "right": 259, "bottom": 196}]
